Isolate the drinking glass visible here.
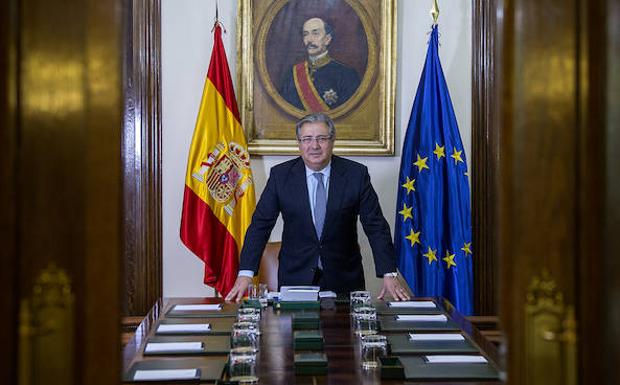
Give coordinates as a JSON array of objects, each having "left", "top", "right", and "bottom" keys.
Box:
[
  {"left": 361, "top": 334, "right": 387, "bottom": 369},
  {"left": 237, "top": 309, "right": 261, "bottom": 335},
  {"left": 229, "top": 346, "right": 258, "bottom": 384},
  {"left": 257, "top": 283, "right": 269, "bottom": 307},
  {"left": 352, "top": 306, "right": 378, "bottom": 337},
  {"left": 350, "top": 290, "right": 371, "bottom": 313},
  {"left": 238, "top": 307, "right": 261, "bottom": 320},
  {"left": 231, "top": 322, "right": 259, "bottom": 350},
  {"left": 245, "top": 283, "right": 257, "bottom": 299}
]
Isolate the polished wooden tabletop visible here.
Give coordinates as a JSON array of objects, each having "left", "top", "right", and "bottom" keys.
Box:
[{"left": 123, "top": 297, "right": 503, "bottom": 384}]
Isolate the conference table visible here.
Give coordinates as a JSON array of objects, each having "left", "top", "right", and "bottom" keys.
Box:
[{"left": 123, "top": 296, "right": 503, "bottom": 384}]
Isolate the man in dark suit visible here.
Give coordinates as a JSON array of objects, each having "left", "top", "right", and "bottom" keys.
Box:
[{"left": 225, "top": 113, "right": 410, "bottom": 302}]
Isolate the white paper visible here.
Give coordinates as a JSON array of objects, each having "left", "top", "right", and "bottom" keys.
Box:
[
  {"left": 156, "top": 323, "right": 211, "bottom": 334},
  {"left": 425, "top": 355, "right": 488, "bottom": 364},
  {"left": 409, "top": 333, "right": 464, "bottom": 341},
  {"left": 280, "top": 286, "right": 319, "bottom": 301},
  {"left": 144, "top": 342, "right": 204, "bottom": 353},
  {"left": 173, "top": 304, "right": 222, "bottom": 311},
  {"left": 387, "top": 300, "right": 436, "bottom": 308},
  {"left": 319, "top": 291, "right": 337, "bottom": 298},
  {"left": 133, "top": 369, "right": 198, "bottom": 381},
  {"left": 395, "top": 314, "right": 448, "bottom": 322}
]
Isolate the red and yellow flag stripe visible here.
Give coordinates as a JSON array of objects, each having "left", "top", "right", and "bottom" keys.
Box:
[{"left": 180, "top": 24, "right": 255, "bottom": 296}]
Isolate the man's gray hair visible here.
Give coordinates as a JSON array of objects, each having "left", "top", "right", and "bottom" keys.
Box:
[{"left": 295, "top": 113, "right": 336, "bottom": 139}]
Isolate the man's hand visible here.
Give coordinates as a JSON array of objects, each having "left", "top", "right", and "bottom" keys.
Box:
[
  {"left": 225, "top": 276, "right": 253, "bottom": 303},
  {"left": 378, "top": 275, "right": 411, "bottom": 301}
]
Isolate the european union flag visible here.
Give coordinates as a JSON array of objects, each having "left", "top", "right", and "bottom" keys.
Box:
[{"left": 395, "top": 25, "right": 473, "bottom": 315}]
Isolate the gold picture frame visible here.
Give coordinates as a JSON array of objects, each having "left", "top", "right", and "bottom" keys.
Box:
[{"left": 237, "top": 0, "right": 396, "bottom": 155}]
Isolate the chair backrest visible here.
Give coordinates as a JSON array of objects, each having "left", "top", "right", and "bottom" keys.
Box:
[{"left": 257, "top": 241, "right": 281, "bottom": 292}]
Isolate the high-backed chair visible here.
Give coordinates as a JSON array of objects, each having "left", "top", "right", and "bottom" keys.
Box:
[{"left": 256, "top": 241, "right": 281, "bottom": 292}]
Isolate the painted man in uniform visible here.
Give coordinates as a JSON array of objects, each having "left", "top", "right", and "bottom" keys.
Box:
[{"left": 279, "top": 17, "right": 361, "bottom": 111}]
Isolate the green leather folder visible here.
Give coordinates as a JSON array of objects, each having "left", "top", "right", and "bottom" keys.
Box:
[
  {"left": 123, "top": 357, "right": 226, "bottom": 382},
  {"left": 144, "top": 335, "right": 231, "bottom": 356},
  {"left": 292, "top": 313, "right": 321, "bottom": 330},
  {"left": 387, "top": 334, "right": 479, "bottom": 354},
  {"left": 293, "top": 330, "right": 324, "bottom": 351},
  {"left": 156, "top": 317, "right": 235, "bottom": 336},
  {"left": 397, "top": 355, "right": 500, "bottom": 380},
  {"left": 294, "top": 352, "right": 328, "bottom": 375},
  {"left": 277, "top": 300, "right": 321, "bottom": 311},
  {"left": 241, "top": 299, "right": 262, "bottom": 309},
  {"left": 379, "top": 315, "right": 460, "bottom": 332},
  {"left": 294, "top": 352, "right": 328, "bottom": 366},
  {"left": 165, "top": 303, "right": 238, "bottom": 318}
]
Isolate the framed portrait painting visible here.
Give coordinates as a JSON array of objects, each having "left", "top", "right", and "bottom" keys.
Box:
[{"left": 237, "top": 0, "right": 396, "bottom": 155}]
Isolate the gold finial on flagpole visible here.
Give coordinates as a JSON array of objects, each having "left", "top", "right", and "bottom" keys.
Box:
[{"left": 430, "top": 0, "right": 440, "bottom": 24}]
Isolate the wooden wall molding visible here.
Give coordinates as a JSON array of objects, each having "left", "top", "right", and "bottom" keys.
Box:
[
  {"left": 471, "top": 0, "right": 500, "bottom": 315},
  {"left": 122, "top": 0, "right": 162, "bottom": 316}
]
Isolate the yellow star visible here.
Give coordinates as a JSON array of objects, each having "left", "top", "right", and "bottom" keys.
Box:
[
  {"left": 433, "top": 143, "right": 445, "bottom": 160},
  {"left": 405, "top": 229, "right": 421, "bottom": 247},
  {"left": 423, "top": 247, "right": 437, "bottom": 264},
  {"left": 401, "top": 176, "right": 416, "bottom": 194},
  {"left": 450, "top": 147, "right": 464, "bottom": 165},
  {"left": 398, "top": 203, "right": 413, "bottom": 221},
  {"left": 413, "top": 153, "right": 430, "bottom": 172},
  {"left": 443, "top": 250, "right": 457, "bottom": 269},
  {"left": 461, "top": 242, "right": 472, "bottom": 256}
]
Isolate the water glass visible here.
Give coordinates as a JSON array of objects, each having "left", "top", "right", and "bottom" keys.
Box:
[
  {"left": 257, "top": 283, "right": 269, "bottom": 307},
  {"left": 245, "top": 283, "right": 257, "bottom": 299},
  {"left": 231, "top": 322, "right": 259, "bottom": 350},
  {"left": 229, "top": 347, "right": 258, "bottom": 384},
  {"left": 350, "top": 290, "right": 371, "bottom": 313},
  {"left": 237, "top": 310, "right": 261, "bottom": 335},
  {"left": 238, "top": 307, "right": 261, "bottom": 320},
  {"left": 353, "top": 306, "right": 378, "bottom": 337},
  {"left": 361, "top": 334, "right": 387, "bottom": 369}
]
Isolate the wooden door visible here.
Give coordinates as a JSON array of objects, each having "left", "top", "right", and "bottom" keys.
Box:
[
  {"left": 0, "top": 0, "right": 123, "bottom": 383},
  {"left": 496, "top": 0, "right": 620, "bottom": 384}
]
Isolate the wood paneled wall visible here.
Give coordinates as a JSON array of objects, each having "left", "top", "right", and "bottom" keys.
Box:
[
  {"left": 122, "top": 0, "right": 163, "bottom": 316},
  {"left": 471, "top": 0, "right": 500, "bottom": 316},
  {"left": 0, "top": 1, "right": 19, "bottom": 383},
  {"left": 497, "top": 0, "right": 620, "bottom": 383},
  {"left": 0, "top": 0, "right": 123, "bottom": 382}
]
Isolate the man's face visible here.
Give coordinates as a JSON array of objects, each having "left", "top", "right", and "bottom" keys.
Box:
[
  {"left": 298, "top": 121, "right": 334, "bottom": 171},
  {"left": 302, "top": 18, "right": 332, "bottom": 57}
]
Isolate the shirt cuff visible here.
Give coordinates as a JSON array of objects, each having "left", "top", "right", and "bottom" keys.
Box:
[
  {"left": 383, "top": 272, "right": 398, "bottom": 278},
  {"left": 238, "top": 270, "right": 255, "bottom": 278}
]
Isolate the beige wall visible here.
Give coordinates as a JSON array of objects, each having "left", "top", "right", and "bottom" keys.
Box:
[{"left": 162, "top": 0, "right": 472, "bottom": 296}]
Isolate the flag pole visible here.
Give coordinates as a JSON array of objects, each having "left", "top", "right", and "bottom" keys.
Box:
[
  {"left": 211, "top": 0, "right": 227, "bottom": 34},
  {"left": 430, "top": 0, "right": 440, "bottom": 24}
]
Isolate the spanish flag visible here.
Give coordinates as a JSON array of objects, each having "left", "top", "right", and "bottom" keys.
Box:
[{"left": 180, "top": 24, "right": 255, "bottom": 297}]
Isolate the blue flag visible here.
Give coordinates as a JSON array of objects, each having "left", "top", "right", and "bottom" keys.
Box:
[{"left": 395, "top": 25, "right": 473, "bottom": 315}]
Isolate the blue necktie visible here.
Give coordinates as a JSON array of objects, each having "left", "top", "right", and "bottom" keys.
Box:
[
  {"left": 313, "top": 173, "right": 326, "bottom": 269},
  {"left": 313, "top": 173, "right": 326, "bottom": 238}
]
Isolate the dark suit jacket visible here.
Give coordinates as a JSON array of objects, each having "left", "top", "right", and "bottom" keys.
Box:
[{"left": 239, "top": 156, "right": 397, "bottom": 294}]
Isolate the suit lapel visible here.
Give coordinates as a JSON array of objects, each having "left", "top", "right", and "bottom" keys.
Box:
[
  {"left": 291, "top": 158, "right": 318, "bottom": 241},
  {"left": 322, "top": 156, "right": 346, "bottom": 240}
]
